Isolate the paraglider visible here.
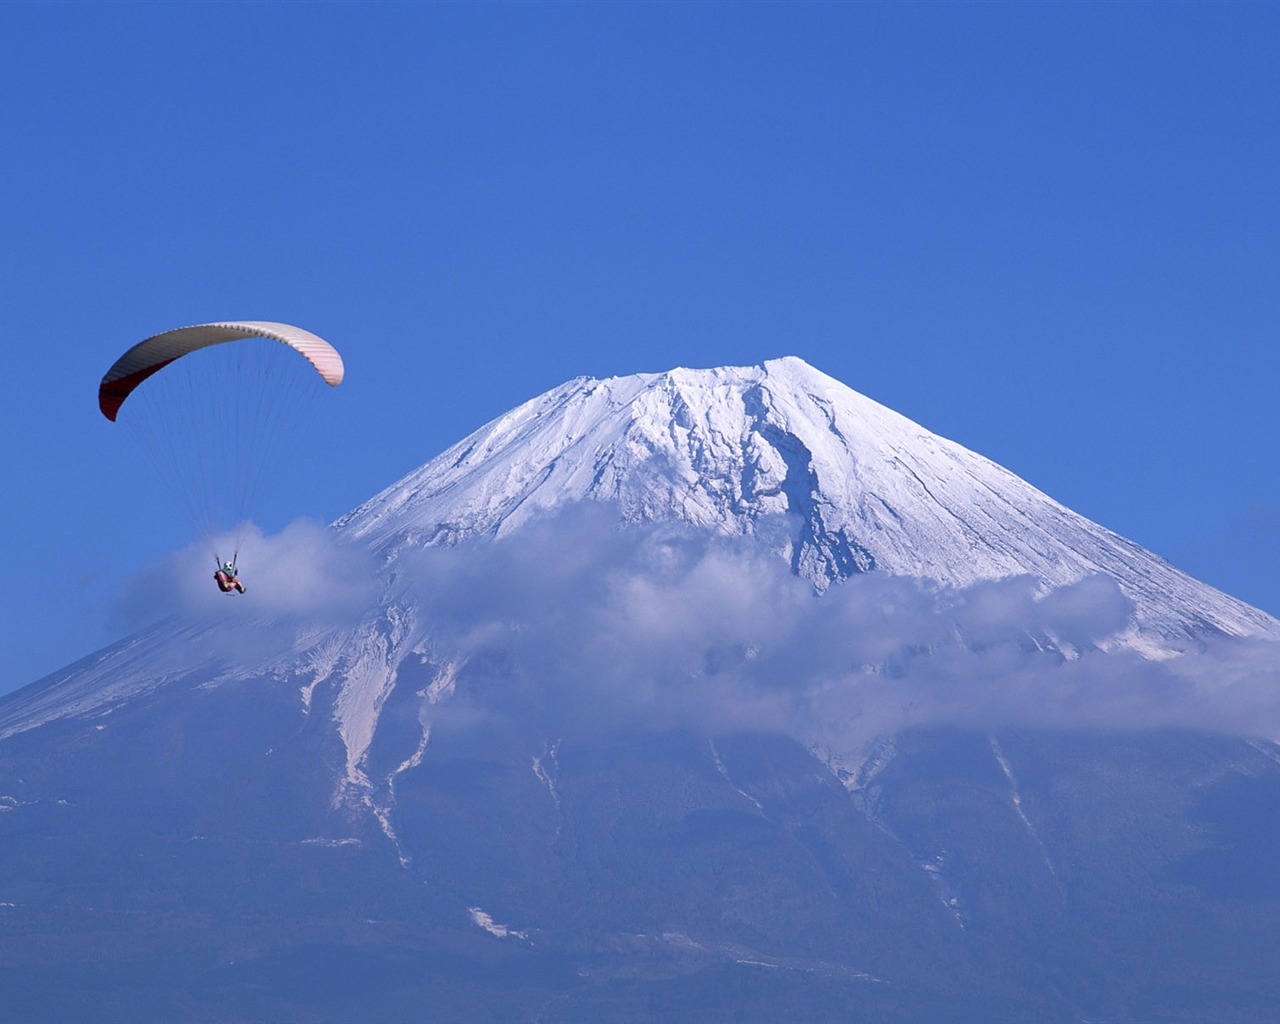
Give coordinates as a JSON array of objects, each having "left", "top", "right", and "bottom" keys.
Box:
[
  {"left": 99, "top": 321, "right": 344, "bottom": 592},
  {"left": 215, "top": 558, "right": 246, "bottom": 594},
  {"left": 98, "top": 320, "right": 343, "bottom": 422}
]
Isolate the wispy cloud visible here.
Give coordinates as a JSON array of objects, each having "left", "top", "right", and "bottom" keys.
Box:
[
  {"left": 110, "top": 518, "right": 377, "bottom": 633},
  {"left": 394, "top": 508, "right": 1280, "bottom": 753},
  {"left": 102, "top": 507, "right": 1280, "bottom": 756}
]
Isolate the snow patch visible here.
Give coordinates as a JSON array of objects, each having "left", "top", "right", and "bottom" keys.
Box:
[
  {"left": 300, "top": 634, "right": 345, "bottom": 714},
  {"left": 989, "top": 735, "right": 1057, "bottom": 880},
  {"left": 330, "top": 604, "right": 419, "bottom": 802},
  {"left": 300, "top": 837, "right": 363, "bottom": 848},
  {"left": 842, "top": 737, "right": 898, "bottom": 793},
  {"left": 372, "top": 658, "right": 459, "bottom": 870},
  {"left": 1246, "top": 738, "right": 1280, "bottom": 769},
  {"left": 531, "top": 739, "right": 562, "bottom": 814},
  {"left": 708, "top": 739, "right": 764, "bottom": 815},
  {"left": 920, "top": 855, "right": 966, "bottom": 930},
  {"left": 468, "top": 906, "right": 528, "bottom": 940}
]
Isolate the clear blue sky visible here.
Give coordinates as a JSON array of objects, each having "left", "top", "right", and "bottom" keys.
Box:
[{"left": 2, "top": 1, "right": 1278, "bottom": 693}]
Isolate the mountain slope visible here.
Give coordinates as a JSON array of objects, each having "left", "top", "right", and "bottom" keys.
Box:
[
  {"left": 5, "top": 357, "right": 1276, "bottom": 765},
  {"left": 337, "top": 356, "right": 1278, "bottom": 648},
  {"left": 4, "top": 357, "right": 1280, "bottom": 1022}
]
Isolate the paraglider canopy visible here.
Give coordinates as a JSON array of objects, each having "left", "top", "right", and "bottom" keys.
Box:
[
  {"left": 98, "top": 319, "right": 345, "bottom": 564},
  {"left": 98, "top": 320, "right": 344, "bottom": 422}
]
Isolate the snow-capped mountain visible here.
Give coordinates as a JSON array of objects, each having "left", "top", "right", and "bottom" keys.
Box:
[
  {"left": 5, "top": 357, "right": 1280, "bottom": 1022},
  {"left": 5, "top": 356, "right": 1275, "bottom": 760},
  {"left": 337, "top": 356, "right": 1278, "bottom": 647}
]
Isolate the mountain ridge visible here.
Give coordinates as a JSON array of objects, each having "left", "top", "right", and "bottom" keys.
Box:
[{"left": 336, "top": 355, "right": 1279, "bottom": 649}]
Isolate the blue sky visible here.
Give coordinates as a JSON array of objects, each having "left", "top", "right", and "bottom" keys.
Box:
[{"left": 2, "top": 1, "right": 1278, "bottom": 693}]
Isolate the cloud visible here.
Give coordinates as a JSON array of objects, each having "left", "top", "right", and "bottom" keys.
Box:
[
  {"left": 110, "top": 518, "right": 377, "bottom": 634},
  {"left": 392, "top": 508, "right": 1280, "bottom": 755},
  {"left": 104, "top": 506, "right": 1280, "bottom": 758}
]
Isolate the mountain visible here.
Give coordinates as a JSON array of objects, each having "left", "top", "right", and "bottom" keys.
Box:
[
  {"left": 3, "top": 358, "right": 1280, "bottom": 1023},
  {"left": 336, "top": 356, "right": 1278, "bottom": 649}
]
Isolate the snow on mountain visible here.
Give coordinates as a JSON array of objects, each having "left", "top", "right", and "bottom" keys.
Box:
[
  {"left": 336, "top": 356, "right": 1279, "bottom": 648},
  {"left": 7, "top": 358, "right": 1280, "bottom": 1022},
  {"left": 5, "top": 356, "right": 1277, "bottom": 782}
]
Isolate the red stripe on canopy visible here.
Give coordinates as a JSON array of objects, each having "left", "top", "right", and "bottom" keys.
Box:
[{"left": 98, "top": 359, "right": 176, "bottom": 422}]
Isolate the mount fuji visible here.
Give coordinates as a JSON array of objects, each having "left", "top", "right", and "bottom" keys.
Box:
[
  {"left": 336, "top": 356, "right": 1276, "bottom": 648},
  {"left": 3, "top": 357, "right": 1280, "bottom": 1023}
]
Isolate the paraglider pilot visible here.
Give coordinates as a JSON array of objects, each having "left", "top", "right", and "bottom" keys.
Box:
[{"left": 215, "top": 558, "right": 246, "bottom": 594}]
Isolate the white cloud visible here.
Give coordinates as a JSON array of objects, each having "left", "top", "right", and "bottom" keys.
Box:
[
  {"left": 110, "top": 518, "right": 377, "bottom": 632},
  {"left": 395, "top": 509, "right": 1280, "bottom": 754},
  {"left": 104, "top": 507, "right": 1280, "bottom": 756}
]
